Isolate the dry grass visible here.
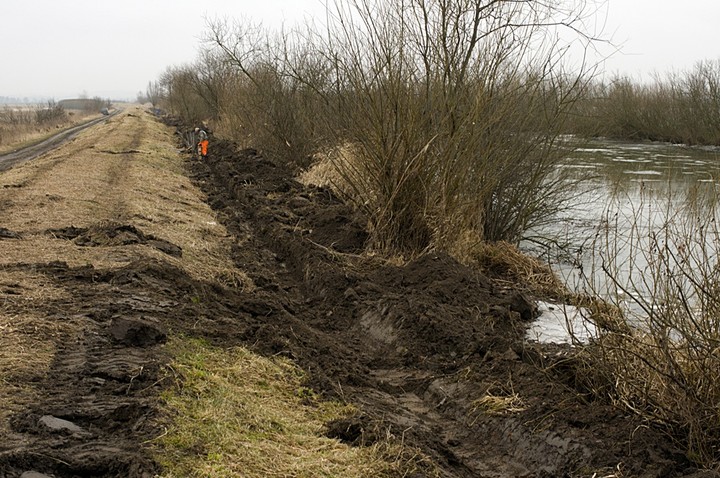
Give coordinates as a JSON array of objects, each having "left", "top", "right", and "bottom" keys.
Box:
[
  {"left": 0, "top": 269, "right": 76, "bottom": 434},
  {"left": 298, "top": 144, "right": 360, "bottom": 196},
  {"left": 0, "top": 106, "right": 252, "bottom": 287},
  {"left": 153, "top": 337, "right": 427, "bottom": 478},
  {"left": 0, "top": 105, "right": 252, "bottom": 439},
  {"left": 460, "top": 239, "right": 566, "bottom": 299},
  {"left": 472, "top": 391, "right": 526, "bottom": 416}
]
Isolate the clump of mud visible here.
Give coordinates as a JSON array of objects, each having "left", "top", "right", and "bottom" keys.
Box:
[{"left": 47, "top": 223, "right": 182, "bottom": 257}]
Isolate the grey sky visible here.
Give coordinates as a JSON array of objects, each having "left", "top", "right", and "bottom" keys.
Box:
[{"left": 2, "top": 0, "right": 719, "bottom": 100}]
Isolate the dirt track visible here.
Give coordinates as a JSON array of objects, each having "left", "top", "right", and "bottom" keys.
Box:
[
  {"left": 0, "top": 112, "right": 118, "bottom": 172},
  {"left": 0, "top": 107, "right": 713, "bottom": 477}
]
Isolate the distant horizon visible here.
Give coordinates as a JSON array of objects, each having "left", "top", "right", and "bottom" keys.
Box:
[{"left": 0, "top": 93, "right": 136, "bottom": 105}]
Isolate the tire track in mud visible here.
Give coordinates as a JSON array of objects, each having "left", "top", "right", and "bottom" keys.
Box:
[
  {"left": 187, "top": 140, "right": 695, "bottom": 477},
  {"left": 0, "top": 251, "right": 252, "bottom": 477},
  {"left": 0, "top": 260, "right": 168, "bottom": 477}
]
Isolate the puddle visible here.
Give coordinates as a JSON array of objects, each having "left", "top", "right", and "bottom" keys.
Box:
[{"left": 526, "top": 301, "right": 597, "bottom": 345}]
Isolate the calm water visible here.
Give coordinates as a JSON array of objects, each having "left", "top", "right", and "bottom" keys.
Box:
[{"left": 525, "top": 138, "right": 720, "bottom": 314}]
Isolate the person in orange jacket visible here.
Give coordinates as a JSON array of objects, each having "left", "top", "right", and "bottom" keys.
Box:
[{"left": 195, "top": 127, "right": 209, "bottom": 159}]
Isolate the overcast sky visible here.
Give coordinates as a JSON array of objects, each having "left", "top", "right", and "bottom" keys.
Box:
[{"left": 2, "top": 0, "right": 719, "bottom": 100}]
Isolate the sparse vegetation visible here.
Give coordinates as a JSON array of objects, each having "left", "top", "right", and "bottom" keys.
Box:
[
  {"left": 0, "top": 99, "right": 110, "bottom": 153},
  {"left": 58, "top": 97, "right": 111, "bottom": 113},
  {"left": 577, "top": 185, "right": 720, "bottom": 466},
  {"left": 0, "top": 101, "right": 68, "bottom": 149},
  {"left": 154, "top": 337, "right": 430, "bottom": 477},
  {"left": 569, "top": 60, "right": 720, "bottom": 145}
]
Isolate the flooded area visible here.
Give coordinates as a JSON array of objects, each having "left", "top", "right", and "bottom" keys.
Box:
[{"left": 525, "top": 138, "right": 720, "bottom": 341}]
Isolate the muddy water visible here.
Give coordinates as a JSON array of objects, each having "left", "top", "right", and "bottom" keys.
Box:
[{"left": 527, "top": 138, "right": 720, "bottom": 316}]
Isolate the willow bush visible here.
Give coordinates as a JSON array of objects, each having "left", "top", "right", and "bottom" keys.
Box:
[
  {"left": 570, "top": 60, "right": 720, "bottom": 145},
  {"left": 321, "top": 0, "right": 599, "bottom": 253},
  {"left": 160, "top": 0, "right": 600, "bottom": 254},
  {"left": 578, "top": 185, "right": 720, "bottom": 466}
]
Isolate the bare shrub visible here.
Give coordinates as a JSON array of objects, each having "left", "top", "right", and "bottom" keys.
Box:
[
  {"left": 297, "top": 0, "right": 599, "bottom": 253},
  {"left": 35, "top": 101, "right": 66, "bottom": 124},
  {"left": 570, "top": 60, "right": 720, "bottom": 146},
  {"left": 582, "top": 184, "right": 720, "bottom": 466},
  {"left": 202, "top": 19, "right": 336, "bottom": 167},
  {"left": 0, "top": 103, "right": 67, "bottom": 148},
  {"left": 162, "top": 0, "right": 602, "bottom": 254},
  {"left": 0, "top": 106, "right": 34, "bottom": 126},
  {"left": 158, "top": 65, "right": 215, "bottom": 124}
]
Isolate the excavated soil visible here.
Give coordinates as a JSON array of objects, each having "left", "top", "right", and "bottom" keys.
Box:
[{"left": 0, "top": 113, "right": 714, "bottom": 477}]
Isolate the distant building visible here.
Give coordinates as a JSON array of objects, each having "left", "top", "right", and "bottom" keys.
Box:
[{"left": 58, "top": 98, "right": 110, "bottom": 112}]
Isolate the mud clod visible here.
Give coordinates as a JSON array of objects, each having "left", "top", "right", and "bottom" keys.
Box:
[
  {"left": 20, "top": 472, "right": 53, "bottom": 478},
  {"left": 325, "top": 415, "right": 378, "bottom": 446},
  {"left": 109, "top": 317, "right": 167, "bottom": 347},
  {"left": 38, "top": 415, "right": 89, "bottom": 435},
  {"left": 46, "top": 223, "right": 183, "bottom": 257},
  {"left": 0, "top": 227, "right": 21, "bottom": 239}
]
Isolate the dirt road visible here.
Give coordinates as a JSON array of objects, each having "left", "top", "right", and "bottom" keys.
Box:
[
  {"left": 0, "top": 111, "right": 119, "bottom": 172},
  {"left": 0, "top": 107, "right": 710, "bottom": 477}
]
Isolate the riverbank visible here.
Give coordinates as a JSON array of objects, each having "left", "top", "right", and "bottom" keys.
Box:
[
  {"left": 168, "top": 129, "right": 705, "bottom": 476},
  {"left": 0, "top": 106, "right": 710, "bottom": 477}
]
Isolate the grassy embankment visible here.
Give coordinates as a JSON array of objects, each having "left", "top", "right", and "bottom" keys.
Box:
[{"left": 0, "top": 105, "right": 417, "bottom": 476}]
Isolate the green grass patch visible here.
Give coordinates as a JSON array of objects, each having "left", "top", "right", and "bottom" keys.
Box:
[{"left": 153, "top": 337, "right": 424, "bottom": 477}]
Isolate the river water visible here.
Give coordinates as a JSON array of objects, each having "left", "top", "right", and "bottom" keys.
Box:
[{"left": 524, "top": 138, "right": 720, "bottom": 342}]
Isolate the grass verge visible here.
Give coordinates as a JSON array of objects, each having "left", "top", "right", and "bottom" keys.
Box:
[{"left": 152, "top": 337, "right": 426, "bottom": 477}]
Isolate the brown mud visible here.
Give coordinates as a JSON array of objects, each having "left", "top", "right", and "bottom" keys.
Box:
[{"left": 0, "top": 114, "right": 714, "bottom": 477}]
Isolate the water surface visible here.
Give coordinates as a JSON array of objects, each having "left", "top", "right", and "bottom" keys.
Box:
[{"left": 527, "top": 137, "right": 720, "bottom": 317}]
